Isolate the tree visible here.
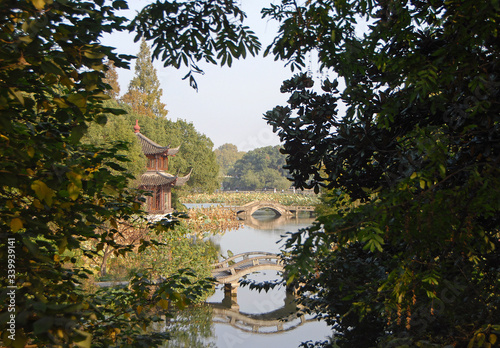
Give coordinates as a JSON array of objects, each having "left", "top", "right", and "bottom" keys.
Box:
[
  {"left": 82, "top": 101, "right": 146, "bottom": 185},
  {"left": 263, "top": 0, "right": 500, "bottom": 346},
  {"left": 120, "top": 112, "right": 220, "bottom": 193},
  {"left": 103, "top": 60, "right": 121, "bottom": 99},
  {"left": 168, "top": 119, "right": 220, "bottom": 193},
  {"left": 227, "top": 146, "right": 290, "bottom": 190},
  {"left": 214, "top": 143, "right": 244, "bottom": 176},
  {"left": 122, "top": 38, "right": 168, "bottom": 118},
  {"left": 0, "top": 0, "right": 260, "bottom": 346}
]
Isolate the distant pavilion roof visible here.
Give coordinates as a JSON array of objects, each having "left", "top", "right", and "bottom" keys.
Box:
[
  {"left": 135, "top": 132, "right": 180, "bottom": 156},
  {"left": 134, "top": 119, "right": 180, "bottom": 156}
]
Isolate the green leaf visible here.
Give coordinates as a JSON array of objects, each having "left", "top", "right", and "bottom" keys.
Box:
[
  {"left": 70, "top": 125, "right": 87, "bottom": 143},
  {"left": 33, "top": 316, "right": 54, "bottom": 335}
]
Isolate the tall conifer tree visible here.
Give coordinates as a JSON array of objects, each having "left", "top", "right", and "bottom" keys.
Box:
[
  {"left": 103, "top": 60, "right": 121, "bottom": 99},
  {"left": 122, "top": 38, "right": 168, "bottom": 118}
]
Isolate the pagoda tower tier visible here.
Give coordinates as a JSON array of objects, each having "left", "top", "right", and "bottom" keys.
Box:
[{"left": 134, "top": 120, "right": 191, "bottom": 214}]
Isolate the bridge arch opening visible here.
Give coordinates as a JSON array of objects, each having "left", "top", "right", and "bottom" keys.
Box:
[{"left": 251, "top": 207, "right": 283, "bottom": 217}]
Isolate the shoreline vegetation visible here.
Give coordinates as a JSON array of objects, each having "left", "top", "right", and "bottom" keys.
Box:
[{"left": 180, "top": 191, "right": 320, "bottom": 207}]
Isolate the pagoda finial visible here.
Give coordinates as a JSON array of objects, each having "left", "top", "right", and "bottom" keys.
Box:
[{"left": 134, "top": 119, "right": 140, "bottom": 133}]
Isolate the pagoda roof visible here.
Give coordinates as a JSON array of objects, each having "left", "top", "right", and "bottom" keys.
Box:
[
  {"left": 135, "top": 132, "right": 180, "bottom": 156},
  {"left": 173, "top": 168, "right": 192, "bottom": 186},
  {"left": 139, "top": 169, "right": 192, "bottom": 187}
]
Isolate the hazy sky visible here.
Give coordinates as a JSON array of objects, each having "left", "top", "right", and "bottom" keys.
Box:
[{"left": 101, "top": 1, "right": 295, "bottom": 152}]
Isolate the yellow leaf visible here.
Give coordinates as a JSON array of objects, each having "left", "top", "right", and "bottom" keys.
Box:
[
  {"left": 90, "top": 63, "right": 106, "bottom": 71},
  {"left": 19, "top": 35, "right": 33, "bottom": 44},
  {"left": 33, "top": 199, "right": 44, "bottom": 210},
  {"left": 68, "top": 182, "right": 80, "bottom": 201},
  {"left": 91, "top": 92, "right": 110, "bottom": 100},
  {"left": 58, "top": 237, "right": 67, "bottom": 254},
  {"left": 8, "top": 88, "right": 24, "bottom": 105},
  {"left": 31, "top": 180, "right": 54, "bottom": 206},
  {"left": 27, "top": 146, "right": 35, "bottom": 158},
  {"left": 158, "top": 299, "right": 169, "bottom": 310},
  {"left": 489, "top": 334, "right": 497, "bottom": 345},
  {"left": 73, "top": 329, "right": 92, "bottom": 348},
  {"left": 66, "top": 171, "right": 82, "bottom": 187},
  {"left": 54, "top": 254, "right": 60, "bottom": 262},
  {"left": 53, "top": 97, "right": 69, "bottom": 108},
  {"left": 10, "top": 218, "right": 23, "bottom": 232},
  {"left": 67, "top": 94, "right": 87, "bottom": 108},
  {"left": 30, "top": 0, "right": 52, "bottom": 10},
  {"left": 31, "top": 180, "right": 48, "bottom": 200},
  {"left": 420, "top": 179, "right": 426, "bottom": 189},
  {"left": 136, "top": 305, "right": 143, "bottom": 315},
  {"left": 83, "top": 50, "right": 106, "bottom": 59}
]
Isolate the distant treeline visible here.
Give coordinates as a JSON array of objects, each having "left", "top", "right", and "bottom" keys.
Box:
[{"left": 214, "top": 144, "right": 291, "bottom": 191}]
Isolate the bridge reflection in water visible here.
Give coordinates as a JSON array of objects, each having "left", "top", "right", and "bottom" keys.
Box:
[
  {"left": 210, "top": 251, "right": 311, "bottom": 334},
  {"left": 207, "top": 292, "right": 311, "bottom": 334}
]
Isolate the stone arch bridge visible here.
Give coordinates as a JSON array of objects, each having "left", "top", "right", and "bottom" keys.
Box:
[
  {"left": 211, "top": 251, "right": 284, "bottom": 285},
  {"left": 232, "top": 201, "right": 315, "bottom": 218},
  {"left": 210, "top": 252, "right": 311, "bottom": 333}
]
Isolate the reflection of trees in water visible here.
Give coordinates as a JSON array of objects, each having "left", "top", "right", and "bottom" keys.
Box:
[{"left": 156, "top": 304, "right": 217, "bottom": 348}]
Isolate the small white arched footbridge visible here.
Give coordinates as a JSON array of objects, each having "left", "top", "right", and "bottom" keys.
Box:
[{"left": 211, "top": 252, "right": 284, "bottom": 285}]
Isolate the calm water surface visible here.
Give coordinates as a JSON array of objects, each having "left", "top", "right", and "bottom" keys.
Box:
[{"left": 162, "top": 207, "right": 332, "bottom": 348}]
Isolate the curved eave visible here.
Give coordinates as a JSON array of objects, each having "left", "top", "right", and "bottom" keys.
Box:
[
  {"left": 174, "top": 168, "right": 192, "bottom": 186},
  {"left": 139, "top": 171, "right": 177, "bottom": 186},
  {"left": 166, "top": 146, "right": 181, "bottom": 156},
  {"left": 135, "top": 132, "right": 171, "bottom": 155}
]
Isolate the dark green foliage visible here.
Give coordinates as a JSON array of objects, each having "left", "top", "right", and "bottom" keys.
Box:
[
  {"left": 0, "top": 0, "right": 259, "bottom": 346},
  {"left": 82, "top": 100, "right": 147, "bottom": 184},
  {"left": 0, "top": 1, "right": 142, "bottom": 345},
  {"left": 264, "top": 0, "right": 500, "bottom": 346}
]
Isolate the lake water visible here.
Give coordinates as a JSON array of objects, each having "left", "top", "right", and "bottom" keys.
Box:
[{"left": 161, "top": 208, "right": 332, "bottom": 348}]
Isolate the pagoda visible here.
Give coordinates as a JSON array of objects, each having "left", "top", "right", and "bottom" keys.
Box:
[{"left": 134, "top": 120, "right": 191, "bottom": 214}]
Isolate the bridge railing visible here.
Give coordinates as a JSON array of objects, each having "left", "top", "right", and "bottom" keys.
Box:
[
  {"left": 212, "top": 255, "right": 284, "bottom": 277},
  {"left": 212, "top": 251, "right": 278, "bottom": 269}
]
